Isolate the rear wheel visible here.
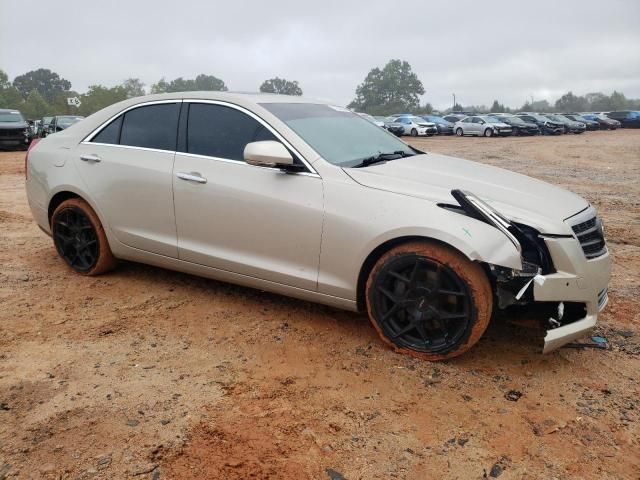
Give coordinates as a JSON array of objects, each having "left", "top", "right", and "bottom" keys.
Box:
[
  {"left": 484, "top": 128, "right": 493, "bottom": 137},
  {"left": 365, "top": 241, "right": 492, "bottom": 361},
  {"left": 455, "top": 128, "right": 463, "bottom": 136},
  {"left": 51, "top": 198, "right": 116, "bottom": 275},
  {"left": 512, "top": 127, "right": 519, "bottom": 136}
]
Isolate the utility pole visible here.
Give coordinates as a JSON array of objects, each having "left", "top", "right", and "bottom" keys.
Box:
[{"left": 452, "top": 93, "right": 456, "bottom": 111}]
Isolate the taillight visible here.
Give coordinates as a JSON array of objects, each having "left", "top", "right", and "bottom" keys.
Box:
[{"left": 25, "top": 138, "right": 40, "bottom": 180}]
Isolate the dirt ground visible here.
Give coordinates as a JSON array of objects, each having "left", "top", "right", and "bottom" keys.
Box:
[{"left": 1, "top": 130, "right": 639, "bottom": 480}]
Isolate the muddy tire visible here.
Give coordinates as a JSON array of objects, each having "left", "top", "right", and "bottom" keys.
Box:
[
  {"left": 484, "top": 128, "right": 493, "bottom": 137},
  {"left": 410, "top": 128, "right": 418, "bottom": 137},
  {"left": 365, "top": 241, "right": 492, "bottom": 361},
  {"left": 455, "top": 128, "right": 463, "bottom": 136},
  {"left": 51, "top": 198, "right": 116, "bottom": 275}
]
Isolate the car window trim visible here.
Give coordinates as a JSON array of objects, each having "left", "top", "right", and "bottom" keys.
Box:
[
  {"left": 81, "top": 98, "right": 319, "bottom": 178},
  {"left": 82, "top": 99, "right": 182, "bottom": 147},
  {"left": 181, "top": 99, "right": 318, "bottom": 177}
]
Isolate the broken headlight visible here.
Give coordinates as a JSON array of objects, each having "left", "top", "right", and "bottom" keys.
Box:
[{"left": 450, "top": 189, "right": 554, "bottom": 274}]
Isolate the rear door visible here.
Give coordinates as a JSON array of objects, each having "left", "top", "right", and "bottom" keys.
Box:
[
  {"left": 75, "top": 101, "right": 181, "bottom": 257},
  {"left": 172, "top": 101, "right": 323, "bottom": 290}
]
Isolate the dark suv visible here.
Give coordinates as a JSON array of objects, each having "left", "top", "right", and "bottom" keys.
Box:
[
  {"left": 605, "top": 111, "right": 640, "bottom": 128},
  {"left": 515, "top": 113, "right": 564, "bottom": 135},
  {"left": 0, "top": 109, "right": 32, "bottom": 150}
]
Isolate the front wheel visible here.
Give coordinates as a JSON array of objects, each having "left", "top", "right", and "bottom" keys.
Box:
[
  {"left": 51, "top": 198, "right": 116, "bottom": 275},
  {"left": 484, "top": 128, "right": 493, "bottom": 137},
  {"left": 410, "top": 128, "right": 418, "bottom": 137},
  {"left": 512, "top": 127, "right": 519, "bottom": 136},
  {"left": 455, "top": 128, "right": 463, "bottom": 136},
  {"left": 365, "top": 241, "right": 492, "bottom": 361}
]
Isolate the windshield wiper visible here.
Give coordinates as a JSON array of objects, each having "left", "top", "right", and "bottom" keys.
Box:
[{"left": 352, "top": 150, "right": 414, "bottom": 168}]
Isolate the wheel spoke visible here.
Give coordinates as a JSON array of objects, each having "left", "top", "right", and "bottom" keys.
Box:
[
  {"left": 438, "top": 289, "right": 465, "bottom": 297},
  {"left": 388, "top": 270, "right": 410, "bottom": 284},
  {"left": 439, "top": 312, "right": 467, "bottom": 321},
  {"left": 378, "top": 286, "right": 401, "bottom": 305}
]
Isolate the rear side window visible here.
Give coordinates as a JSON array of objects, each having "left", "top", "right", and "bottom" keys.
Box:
[
  {"left": 186, "top": 103, "right": 277, "bottom": 161},
  {"left": 92, "top": 116, "right": 122, "bottom": 144},
  {"left": 120, "top": 103, "right": 180, "bottom": 151}
]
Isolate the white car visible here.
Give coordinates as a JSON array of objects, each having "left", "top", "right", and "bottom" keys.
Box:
[
  {"left": 356, "top": 112, "right": 385, "bottom": 128},
  {"left": 391, "top": 115, "right": 438, "bottom": 136},
  {"left": 454, "top": 115, "right": 513, "bottom": 137},
  {"left": 25, "top": 92, "right": 611, "bottom": 360}
]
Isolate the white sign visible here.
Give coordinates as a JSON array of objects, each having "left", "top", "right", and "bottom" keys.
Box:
[{"left": 67, "top": 97, "right": 81, "bottom": 107}]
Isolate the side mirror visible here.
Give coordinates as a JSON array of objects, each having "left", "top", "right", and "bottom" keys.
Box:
[{"left": 244, "top": 140, "right": 294, "bottom": 168}]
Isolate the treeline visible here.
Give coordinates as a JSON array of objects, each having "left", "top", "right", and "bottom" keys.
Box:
[
  {"left": 0, "top": 68, "right": 302, "bottom": 119},
  {"left": 1, "top": 65, "right": 639, "bottom": 119}
]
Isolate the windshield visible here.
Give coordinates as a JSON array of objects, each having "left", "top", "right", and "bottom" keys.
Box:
[
  {"left": 261, "top": 103, "right": 414, "bottom": 167},
  {"left": 0, "top": 111, "right": 25, "bottom": 123},
  {"left": 57, "top": 116, "right": 84, "bottom": 127}
]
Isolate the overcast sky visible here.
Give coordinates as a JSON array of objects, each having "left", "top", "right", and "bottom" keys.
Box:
[{"left": 1, "top": 0, "right": 639, "bottom": 109}]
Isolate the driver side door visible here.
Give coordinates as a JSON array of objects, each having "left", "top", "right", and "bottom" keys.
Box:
[{"left": 172, "top": 102, "right": 324, "bottom": 291}]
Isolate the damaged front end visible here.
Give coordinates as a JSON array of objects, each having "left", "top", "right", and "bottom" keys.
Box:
[{"left": 447, "top": 189, "right": 611, "bottom": 353}]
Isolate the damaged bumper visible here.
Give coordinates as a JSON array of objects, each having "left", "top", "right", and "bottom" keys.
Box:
[{"left": 536, "top": 235, "right": 611, "bottom": 353}]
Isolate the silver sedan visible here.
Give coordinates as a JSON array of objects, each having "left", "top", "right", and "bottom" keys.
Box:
[
  {"left": 25, "top": 92, "right": 610, "bottom": 360},
  {"left": 454, "top": 115, "right": 513, "bottom": 137}
]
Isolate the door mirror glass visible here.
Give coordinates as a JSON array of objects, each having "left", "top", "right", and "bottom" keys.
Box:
[{"left": 244, "top": 140, "right": 293, "bottom": 168}]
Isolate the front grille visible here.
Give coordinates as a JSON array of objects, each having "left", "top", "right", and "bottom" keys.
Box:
[
  {"left": 571, "top": 216, "right": 607, "bottom": 259},
  {"left": 0, "top": 128, "right": 26, "bottom": 138}
]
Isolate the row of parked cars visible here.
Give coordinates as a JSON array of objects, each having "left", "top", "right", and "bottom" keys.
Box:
[
  {"left": 358, "top": 110, "right": 640, "bottom": 138},
  {"left": 0, "top": 109, "right": 84, "bottom": 150}
]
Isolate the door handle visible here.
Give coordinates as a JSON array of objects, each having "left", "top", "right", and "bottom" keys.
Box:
[
  {"left": 80, "top": 154, "right": 101, "bottom": 163},
  {"left": 176, "top": 171, "right": 207, "bottom": 184}
]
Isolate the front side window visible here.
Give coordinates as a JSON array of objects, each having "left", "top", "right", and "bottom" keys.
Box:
[
  {"left": 186, "top": 103, "right": 277, "bottom": 161},
  {"left": 261, "top": 103, "right": 414, "bottom": 168},
  {"left": 120, "top": 103, "right": 180, "bottom": 151}
]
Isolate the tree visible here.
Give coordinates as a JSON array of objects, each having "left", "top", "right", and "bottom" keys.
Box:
[
  {"left": 348, "top": 59, "right": 424, "bottom": 115},
  {"left": 122, "top": 78, "right": 146, "bottom": 98},
  {"left": 78, "top": 85, "right": 128, "bottom": 116},
  {"left": 0, "top": 69, "right": 23, "bottom": 109},
  {"left": 490, "top": 100, "right": 506, "bottom": 113},
  {"left": 151, "top": 74, "right": 227, "bottom": 93},
  {"left": 0, "top": 70, "right": 10, "bottom": 90},
  {"left": 193, "top": 74, "right": 227, "bottom": 92},
  {"left": 12, "top": 68, "right": 71, "bottom": 102},
  {"left": 259, "top": 77, "right": 303, "bottom": 96},
  {"left": 555, "top": 91, "right": 588, "bottom": 112},
  {"left": 20, "top": 90, "right": 51, "bottom": 119}
]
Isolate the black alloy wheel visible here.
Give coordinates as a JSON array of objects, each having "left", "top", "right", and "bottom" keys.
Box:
[
  {"left": 53, "top": 206, "right": 100, "bottom": 273},
  {"left": 369, "top": 255, "right": 473, "bottom": 354}
]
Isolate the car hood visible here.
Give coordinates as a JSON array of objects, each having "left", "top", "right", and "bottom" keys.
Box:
[
  {"left": 0, "top": 121, "right": 28, "bottom": 129},
  {"left": 344, "top": 153, "right": 588, "bottom": 234}
]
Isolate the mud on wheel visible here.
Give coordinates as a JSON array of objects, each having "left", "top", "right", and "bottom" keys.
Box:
[
  {"left": 51, "top": 198, "right": 116, "bottom": 275},
  {"left": 366, "top": 241, "right": 492, "bottom": 361}
]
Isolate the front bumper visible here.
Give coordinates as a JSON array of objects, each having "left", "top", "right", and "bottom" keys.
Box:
[{"left": 536, "top": 235, "right": 611, "bottom": 353}]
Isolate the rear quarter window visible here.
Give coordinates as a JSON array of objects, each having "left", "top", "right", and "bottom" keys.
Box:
[{"left": 119, "top": 103, "right": 180, "bottom": 151}]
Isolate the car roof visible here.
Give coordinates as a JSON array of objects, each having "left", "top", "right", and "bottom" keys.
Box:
[{"left": 0, "top": 108, "right": 22, "bottom": 113}]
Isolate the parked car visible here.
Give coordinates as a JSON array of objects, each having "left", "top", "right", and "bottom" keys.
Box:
[
  {"left": 515, "top": 113, "right": 565, "bottom": 135},
  {"left": 38, "top": 116, "right": 53, "bottom": 137},
  {"left": 453, "top": 115, "right": 512, "bottom": 137},
  {"left": 382, "top": 117, "right": 406, "bottom": 137},
  {"left": 488, "top": 114, "right": 540, "bottom": 136},
  {"left": 544, "top": 114, "right": 586, "bottom": 134},
  {"left": 26, "top": 92, "right": 611, "bottom": 360},
  {"left": 605, "top": 111, "right": 640, "bottom": 128},
  {"left": 443, "top": 114, "right": 466, "bottom": 124},
  {"left": 43, "top": 115, "right": 85, "bottom": 136},
  {"left": 563, "top": 114, "right": 599, "bottom": 131},
  {"left": 420, "top": 115, "right": 454, "bottom": 135},
  {"left": 580, "top": 113, "right": 619, "bottom": 130},
  {"left": 391, "top": 115, "right": 437, "bottom": 136},
  {"left": 0, "top": 108, "right": 32, "bottom": 150},
  {"left": 357, "top": 112, "right": 385, "bottom": 128}
]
